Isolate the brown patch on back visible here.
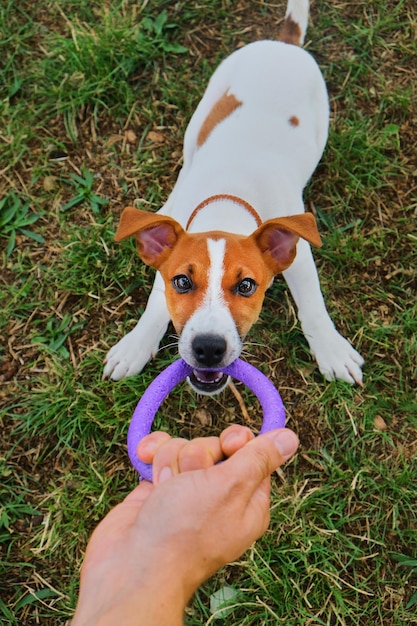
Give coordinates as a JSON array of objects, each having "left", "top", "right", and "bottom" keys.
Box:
[
  {"left": 197, "top": 91, "right": 242, "bottom": 147},
  {"left": 289, "top": 115, "right": 300, "bottom": 126},
  {"left": 278, "top": 16, "right": 302, "bottom": 46}
]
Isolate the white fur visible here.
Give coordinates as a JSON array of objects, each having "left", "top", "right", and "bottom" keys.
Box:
[{"left": 104, "top": 1, "right": 364, "bottom": 385}]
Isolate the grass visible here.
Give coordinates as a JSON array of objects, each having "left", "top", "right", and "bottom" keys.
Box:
[{"left": 1, "top": 0, "right": 416, "bottom": 624}]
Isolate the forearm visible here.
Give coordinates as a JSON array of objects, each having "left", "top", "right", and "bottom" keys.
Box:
[{"left": 71, "top": 533, "right": 198, "bottom": 626}]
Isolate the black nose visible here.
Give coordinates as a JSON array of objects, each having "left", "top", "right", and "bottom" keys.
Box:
[{"left": 192, "top": 334, "right": 227, "bottom": 367}]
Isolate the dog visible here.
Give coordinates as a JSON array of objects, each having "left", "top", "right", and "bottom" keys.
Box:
[{"left": 103, "top": 0, "right": 364, "bottom": 394}]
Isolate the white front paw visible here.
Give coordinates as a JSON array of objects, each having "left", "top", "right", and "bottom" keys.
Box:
[
  {"left": 103, "top": 330, "right": 158, "bottom": 381},
  {"left": 309, "top": 331, "right": 364, "bottom": 385}
]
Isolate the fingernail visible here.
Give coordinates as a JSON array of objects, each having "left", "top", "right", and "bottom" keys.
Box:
[
  {"left": 138, "top": 439, "right": 156, "bottom": 455},
  {"left": 136, "top": 441, "right": 155, "bottom": 463},
  {"left": 158, "top": 466, "right": 173, "bottom": 483},
  {"left": 274, "top": 430, "right": 298, "bottom": 460},
  {"left": 223, "top": 431, "right": 240, "bottom": 447}
]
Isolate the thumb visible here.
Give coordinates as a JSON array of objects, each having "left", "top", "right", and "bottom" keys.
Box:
[{"left": 220, "top": 428, "right": 299, "bottom": 490}]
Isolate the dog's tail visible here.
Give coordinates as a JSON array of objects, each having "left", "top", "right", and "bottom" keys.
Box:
[{"left": 278, "top": 0, "right": 309, "bottom": 46}]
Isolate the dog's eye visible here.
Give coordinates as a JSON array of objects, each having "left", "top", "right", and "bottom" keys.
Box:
[
  {"left": 172, "top": 274, "right": 193, "bottom": 293},
  {"left": 236, "top": 278, "right": 257, "bottom": 297}
]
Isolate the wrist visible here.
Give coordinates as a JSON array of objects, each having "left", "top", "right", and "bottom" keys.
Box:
[
  {"left": 74, "top": 584, "right": 185, "bottom": 626},
  {"left": 73, "top": 578, "right": 186, "bottom": 626}
]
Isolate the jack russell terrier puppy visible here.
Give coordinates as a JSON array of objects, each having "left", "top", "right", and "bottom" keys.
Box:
[{"left": 103, "top": 0, "right": 364, "bottom": 394}]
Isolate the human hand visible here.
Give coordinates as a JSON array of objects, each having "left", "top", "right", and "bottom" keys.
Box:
[
  {"left": 72, "top": 425, "right": 299, "bottom": 626},
  {"left": 137, "top": 422, "right": 257, "bottom": 482}
]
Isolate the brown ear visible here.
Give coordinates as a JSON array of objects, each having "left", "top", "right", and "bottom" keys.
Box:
[
  {"left": 254, "top": 213, "right": 322, "bottom": 274},
  {"left": 114, "top": 207, "right": 185, "bottom": 269}
]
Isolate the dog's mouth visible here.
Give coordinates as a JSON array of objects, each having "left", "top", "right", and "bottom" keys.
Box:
[{"left": 188, "top": 368, "right": 230, "bottom": 395}]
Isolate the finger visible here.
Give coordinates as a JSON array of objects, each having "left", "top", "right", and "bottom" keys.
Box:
[
  {"left": 137, "top": 431, "right": 172, "bottom": 463},
  {"left": 178, "top": 436, "right": 223, "bottom": 472},
  {"left": 220, "top": 424, "right": 254, "bottom": 457},
  {"left": 152, "top": 438, "right": 189, "bottom": 485},
  {"left": 219, "top": 428, "right": 299, "bottom": 492}
]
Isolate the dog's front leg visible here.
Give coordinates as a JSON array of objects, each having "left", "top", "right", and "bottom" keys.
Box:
[
  {"left": 103, "top": 272, "right": 170, "bottom": 380},
  {"left": 282, "top": 239, "right": 364, "bottom": 384}
]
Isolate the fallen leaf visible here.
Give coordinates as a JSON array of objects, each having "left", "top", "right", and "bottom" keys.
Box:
[
  {"left": 374, "top": 415, "right": 387, "bottom": 430},
  {"left": 210, "top": 586, "right": 238, "bottom": 618},
  {"left": 147, "top": 130, "right": 164, "bottom": 143},
  {"left": 124, "top": 129, "right": 137, "bottom": 143},
  {"left": 43, "top": 176, "right": 57, "bottom": 192},
  {"left": 195, "top": 408, "right": 212, "bottom": 427}
]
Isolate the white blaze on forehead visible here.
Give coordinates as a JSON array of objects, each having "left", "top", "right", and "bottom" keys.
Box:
[
  {"left": 205, "top": 238, "right": 226, "bottom": 307},
  {"left": 178, "top": 237, "right": 242, "bottom": 366}
]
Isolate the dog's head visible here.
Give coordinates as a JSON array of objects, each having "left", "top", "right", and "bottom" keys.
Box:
[{"left": 115, "top": 207, "right": 322, "bottom": 394}]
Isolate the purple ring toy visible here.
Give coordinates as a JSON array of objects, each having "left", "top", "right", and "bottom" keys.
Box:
[{"left": 127, "top": 358, "right": 286, "bottom": 482}]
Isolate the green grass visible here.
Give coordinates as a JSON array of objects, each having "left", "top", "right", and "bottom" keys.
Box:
[{"left": 1, "top": 0, "right": 416, "bottom": 624}]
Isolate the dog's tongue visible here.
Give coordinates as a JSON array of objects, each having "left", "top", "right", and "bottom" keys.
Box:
[{"left": 193, "top": 369, "right": 223, "bottom": 384}]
